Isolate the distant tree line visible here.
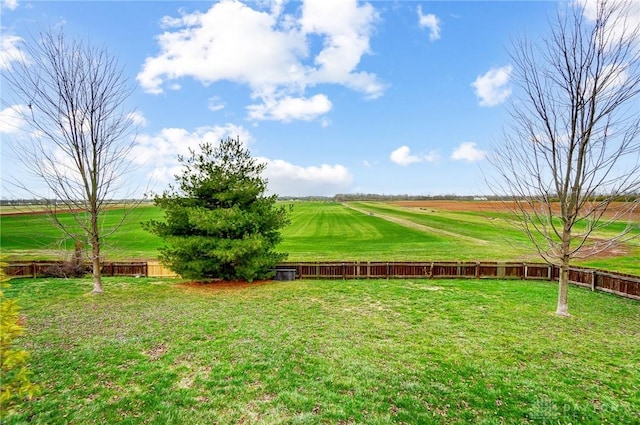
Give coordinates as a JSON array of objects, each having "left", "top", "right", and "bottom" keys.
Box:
[
  {"left": 3, "top": 194, "right": 639, "bottom": 206},
  {"left": 0, "top": 199, "right": 147, "bottom": 207}
]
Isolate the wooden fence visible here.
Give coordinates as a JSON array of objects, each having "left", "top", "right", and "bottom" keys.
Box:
[
  {"left": 4, "top": 261, "right": 148, "bottom": 278},
  {"left": 277, "top": 261, "right": 554, "bottom": 280},
  {"left": 3, "top": 260, "right": 639, "bottom": 301}
]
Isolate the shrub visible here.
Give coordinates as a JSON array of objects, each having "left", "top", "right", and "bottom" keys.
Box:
[
  {"left": 0, "top": 265, "right": 39, "bottom": 417},
  {"left": 41, "top": 240, "right": 89, "bottom": 278}
]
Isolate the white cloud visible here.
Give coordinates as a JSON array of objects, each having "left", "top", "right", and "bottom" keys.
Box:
[
  {"left": 417, "top": 6, "right": 441, "bottom": 41},
  {"left": 131, "top": 120, "right": 353, "bottom": 196},
  {"left": 580, "top": 0, "right": 640, "bottom": 50},
  {"left": 0, "top": 34, "right": 27, "bottom": 70},
  {"left": 127, "top": 111, "right": 147, "bottom": 127},
  {"left": 137, "top": 0, "right": 383, "bottom": 122},
  {"left": 451, "top": 142, "right": 486, "bottom": 162},
  {"left": 581, "top": 0, "right": 640, "bottom": 30},
  {"left": 391, "top": 146, "right": 421, "bottom": 165},
  {"left": 247, "top": 94, "right": 332, "bottom": 122},
  {"left": 0, "top": 105, "right": 27, "bottom": 135},
  {"left": 2, "top": 0, "right": 19, "bottom": 11},
  {"left": 471, "top": 65, "right": 512, "bottom": 107},
  {"left": 208, "top": 96, "right": 225, "bottom": 112},
  {"left": 261, "top": 158, "right": 353, "bottom": 196},
  {"left": 300, "top": 0, "right": 383, "bottom": 98},
  {"left": 138, "top": 0, "right": 307, "bottom": 93},
  {"left": 131, "top": 124, "right": 353, "bottom": 196},
  {"left": 390, "top": 145, "right": 439, "bottom": 166},
  {"left": 131, "top": 124, "right": 251, "bottom": 183}
]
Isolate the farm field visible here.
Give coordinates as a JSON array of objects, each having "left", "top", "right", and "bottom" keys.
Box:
[
  {"left": 1, "top": 200, "right": 638, "bottom": 274},
  {"left": 344, "top": 201, "right": 640, "bottom": 274},
  {"left": 0, "top": 205, "right": 164, "bottom": 261},
  {"left": 3, "top": 276, "right": 640, "bottom": 424}
]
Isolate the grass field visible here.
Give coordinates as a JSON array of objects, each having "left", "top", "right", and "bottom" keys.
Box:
[
  {"left": 0, "top": 206, "right": 164, "bottom": 260},
  {"left": 1, "top": 201, "right": 638, "bottom": 274},
  {"left": 3, "top": 277, "right": 639, "bottom": 424}
]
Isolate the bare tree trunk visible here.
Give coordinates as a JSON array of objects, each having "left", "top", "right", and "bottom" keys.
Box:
[
  {"left": 557, "top": 257, "right": 570, "bottom": 317},
  {"left": 91, "top": 215, "right": 103, "bottom": 294},
  {"left": 555, "top": 225, "right": 572, "bottom": 316}
]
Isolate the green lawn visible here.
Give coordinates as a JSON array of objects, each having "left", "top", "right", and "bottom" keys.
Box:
[{"left": 4, "top": 277, "right": 639, "bottom": 424}]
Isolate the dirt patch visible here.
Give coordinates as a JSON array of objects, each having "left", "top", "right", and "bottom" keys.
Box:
[
  {"left": 144, "top": 343, "right": 168, "bottom": 361},
  {"left": 178, "top": 280, "right": 276, "bottom": 293},
  {"left": 391, "top": 200, "right": 640, "bottom": 221},
  {"left": 577, "top": 240, "right": 631, "bottom": 260}
]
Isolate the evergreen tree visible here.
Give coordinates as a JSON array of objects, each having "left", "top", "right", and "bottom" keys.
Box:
[{"left": 144, "top": 137, "right": 290, "bottom": 281}]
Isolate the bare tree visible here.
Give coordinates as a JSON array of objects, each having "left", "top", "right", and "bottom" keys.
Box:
[
  {"left": 2, "top": 30, "right": 139, "bottom": 293},
  {"left": 489, "top": 0, "right": 640, "bottom": 315}
]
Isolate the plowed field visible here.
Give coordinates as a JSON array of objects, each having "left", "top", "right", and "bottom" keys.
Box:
[{"left": 391, "top": 200, "right": 640, "bottom": 221}]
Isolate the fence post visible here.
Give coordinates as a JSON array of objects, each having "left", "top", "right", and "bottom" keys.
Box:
[{"left": 591, "top": 270, "right": 597, "bottom": 291}]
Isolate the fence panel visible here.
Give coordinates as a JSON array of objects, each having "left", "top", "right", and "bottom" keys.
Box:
[
  {"left": 147, "top": 261, "right": 178, "bottom": 277},
  {"left": 595, "top": 271, "right": 640, "bottom": 300},
  {"left": 524, "top": 264, "right": 552, "bottom": 280},
  {"left": 432, "top": 262, "right": 461, "bottom": 278},
  {"left": 4, "top": 262, "right": 35, "bottom": 277},
  {"left": 478, "top": 262, "right": 498, "bottom": 278},
  {"left": 569, "top": 268, "right": 593, "bottom": 289},
  {"left": 389, "top": 262, "right": 430, "bottom": 278},
  {"left": 367, "top": 262, "right": 390, "bottom": 278},
  {"left": 109, "top": 262, "right": 147, "bottom": 277}
]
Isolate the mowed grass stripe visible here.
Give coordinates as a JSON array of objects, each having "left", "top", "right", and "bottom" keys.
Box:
[
  {"left": 279, "top": 202, "right": 455, "bottom": 261},
  {"left": 345, "top": 203, "right": 489, "bottom": 245},
  {"left": 283, "top": 201, "right": 384, "bottom": 239},
  {"left": 349, "top": 201, "right": 528, "bottom": 242}
]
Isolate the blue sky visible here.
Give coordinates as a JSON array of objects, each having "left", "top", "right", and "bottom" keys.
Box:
[{"left": 2, "top": 0, "right": 567, "bottom": 197}]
